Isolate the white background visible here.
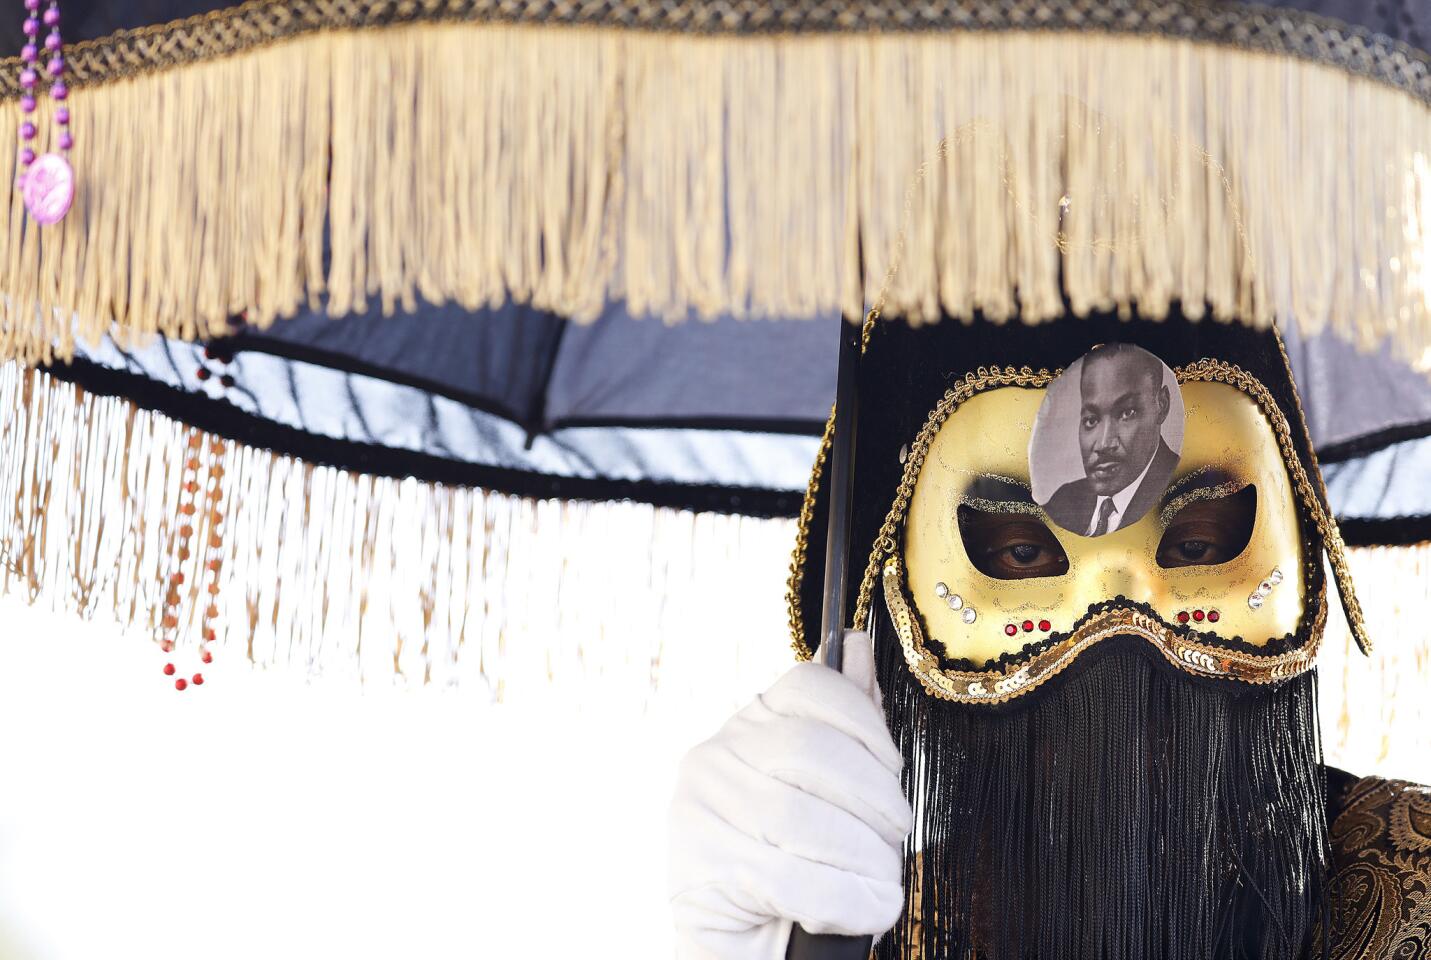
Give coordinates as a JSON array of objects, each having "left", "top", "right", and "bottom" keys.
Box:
[{"left": 0, "top": 594, "right": 789, "bottom": 960}]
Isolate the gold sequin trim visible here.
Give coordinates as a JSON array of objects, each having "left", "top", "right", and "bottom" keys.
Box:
[{"left": 882, "top": 553, "right": 1326, "bottom": 704}]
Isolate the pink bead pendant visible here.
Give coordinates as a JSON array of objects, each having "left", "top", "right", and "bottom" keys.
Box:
[{"left": 20, "top": 150, "right": 72, "bottom": 224}]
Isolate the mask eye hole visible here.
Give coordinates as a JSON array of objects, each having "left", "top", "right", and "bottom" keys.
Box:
[
  {"left": 1156, "top": 485, "right": 1257, "bottom": 569},
  {"left": 957, "top": 505, "right": 1071, "bottom": 580}
]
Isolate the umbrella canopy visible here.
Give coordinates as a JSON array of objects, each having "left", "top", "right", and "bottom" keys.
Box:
[
  {"left": 0, "top": 0, "right": 1428, "bottom": 704},
  {"left": 28, "top": 296, "right": 1431, "bottom": 537}
]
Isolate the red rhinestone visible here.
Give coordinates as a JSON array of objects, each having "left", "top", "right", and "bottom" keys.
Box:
[
  {"left": 200, "top": 650, "right": 213, "bottom": 664},
  {"left": 175, "top": 678, "right": 188, "bottom": 691},
  {"left": 1177, "top": 611, "right": 1190, "bottom": 624},
  {"left": 162, "top": 663, "right": 175, "bottom": 676},
  {"left": 160, "top": 640, "right": 174, "bottom": 653},
  {"left": 220, "top": 374, "right": 235, "bottom": 388},
  {"left": 1038, "top": 619, "right": 1051, "bottom": 632},
  {"left": 1022, "top": 620, "right": 1034, "bottom": 632},
  {"left": 1004, "top": 624, "right": 1017, "bottom": 637},
  {"left": 196, "top": 367, "right": 210, "bottom": 381},
  {"left": 203, "top": 346, "right": 214, "bottom": 360},
  {"left": 1192, "top": 609, "right": 1205, "bottom": 622},
  {"left": 170, "top": 572, "right": 185, "bottom": 585},
  {"left": 191, "top": 674, "right": 204, "bottom": 686},
  {"left": 1208, "top": 610, "right": 1220, "bottom": 623}
]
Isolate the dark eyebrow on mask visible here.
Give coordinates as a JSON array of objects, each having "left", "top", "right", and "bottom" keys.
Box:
[
  {"left": 1156, "top": 468, "right": 1249, "bottom": 526},
  {"left": 960, "top": 474, "right": 1038, "bottom": 508},
  {"left": 1161, "top": 467, "right": 1239, "bottom": 505}
]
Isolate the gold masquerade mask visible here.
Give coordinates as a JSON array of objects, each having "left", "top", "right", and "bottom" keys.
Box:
[{"left": 871, "top": 357, "right": 1338, "bottom": 705}]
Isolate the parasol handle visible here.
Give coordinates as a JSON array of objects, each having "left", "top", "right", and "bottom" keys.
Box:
[
  {"left": 786, "top": 928, "right": 874, "bottom": 960},
  {"left": 786, "top": 318, "right": 875, "bottom": 960}
]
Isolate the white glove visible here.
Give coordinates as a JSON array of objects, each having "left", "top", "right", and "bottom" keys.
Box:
[{"left": 668, "top": 630, "right": 911, "bottom": 960}]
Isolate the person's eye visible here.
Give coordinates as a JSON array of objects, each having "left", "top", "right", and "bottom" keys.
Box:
[
  {"left": 1118, "top": 405, "right": 1139, "bottom": 421},
  {"left": 1171, "top": 539, "right": 1210, "bottom": 561},
  {"left": 1006, "top": 543, "right": 1043, "bottom": 565},
  {"left": 1156, "top": 485, "right": 1256, "bottom": 569},
  {"left": 958, "top": 506, "right": 1070, "bottom": 580},
  {"left": 1081, "top": 415, "right": 1097, "bottom": 429}
]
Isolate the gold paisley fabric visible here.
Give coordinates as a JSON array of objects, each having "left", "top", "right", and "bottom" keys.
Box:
[{"left": 1326, "top": 774, "right": 1431, "bottom": 960}]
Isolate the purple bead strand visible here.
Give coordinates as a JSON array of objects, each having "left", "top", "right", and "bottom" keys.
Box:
[{"left": 16, "top": 0, "right": 69, "bottom": 173}]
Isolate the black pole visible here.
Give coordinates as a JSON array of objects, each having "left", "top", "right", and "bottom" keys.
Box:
[{"left": 785, "top": 317, "right": 874, "bottom": 960}]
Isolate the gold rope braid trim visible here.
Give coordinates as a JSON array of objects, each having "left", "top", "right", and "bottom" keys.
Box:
[
  {"left": 1268, "top": 321, "right": 1372, "bottom": 656},
  {"left": 853, "top": 359, "right": 1345, "bottom": 679},
  {"left": 2, "top": 0, "right": 1428, "bottom": 102},
  {"left": 1180, "top": 358, "right": 1371, "bottom": 655},
  {"left": 882, "top": 554, "right": 1326, "bottom": 705},
  {"left": 851, "top": 364, "right": 1057, "bottom": 632},
  {"left": 785, "top": 400, "right": 835, "bottom": 661}
]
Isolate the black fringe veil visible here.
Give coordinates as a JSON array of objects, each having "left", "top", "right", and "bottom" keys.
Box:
[{"left": 871, "top": 608, "right": 1332, "bottom": 960}]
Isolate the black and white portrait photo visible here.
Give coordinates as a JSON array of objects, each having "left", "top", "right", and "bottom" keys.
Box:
[{"left": 1029, "top": 343, "right": 1184, "bottom": 537}]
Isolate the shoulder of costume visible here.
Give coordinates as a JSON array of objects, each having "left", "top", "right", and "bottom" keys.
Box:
[{"left": 1324, "top": 769, "right": 1431, "bottom": 959}]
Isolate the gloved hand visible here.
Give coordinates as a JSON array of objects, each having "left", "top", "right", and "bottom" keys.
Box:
[{"left": 667, "top": 630, "right": 911, "bottom": 960}]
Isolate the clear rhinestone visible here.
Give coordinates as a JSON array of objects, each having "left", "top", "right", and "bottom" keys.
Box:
[
  {"left": 1270, "top": 568, "right": 1284, "bottom": 585},
  {"left": 1259, "top": 580, "right": 1273, "bottom": 594},
  {"left": 934, "top": 582, "right": 949, "bottom": 599},
  {"left": 962, "top": 607, "right": 977, "bottom": 624},
  {"left": 947, "top": 593, "right": 963, "bottom": 611},
  {"left": 1248, "top": 594, "right": 1264, "bottom": 610},
  {"left": 899, "top": 445, "right": 909, "bottom": 464}
]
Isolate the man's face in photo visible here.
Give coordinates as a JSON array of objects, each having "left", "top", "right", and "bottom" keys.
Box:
[{"left": 1078, "top": 350, "right": 1171, "bottom": 496}]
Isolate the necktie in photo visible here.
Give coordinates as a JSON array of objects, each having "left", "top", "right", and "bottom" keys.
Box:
[{"left": 1091, "top": 498, "right": 1117, "bottom": 537}]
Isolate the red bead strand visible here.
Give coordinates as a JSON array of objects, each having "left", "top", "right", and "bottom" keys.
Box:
[{"left": 155, "top": 427, "right": 225, "bottom": 690}]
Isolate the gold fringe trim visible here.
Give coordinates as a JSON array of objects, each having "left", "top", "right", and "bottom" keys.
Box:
[
  {"left": 0, "top": 361, "right": 794, "bottom": 697},
  {"left": 0, "top": 24, "right": 1427, "bottom": 367}
]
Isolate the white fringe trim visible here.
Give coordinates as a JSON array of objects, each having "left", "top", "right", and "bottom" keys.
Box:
[
  {"left": 3, "top": 361, "right": 1429, "bottom": 782},
  {"left": 0, "top": 362, "right": 797, "bottom": 701},
  {"left": 1321, "top": 544, "right": 1431, "bottom": 782}
]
